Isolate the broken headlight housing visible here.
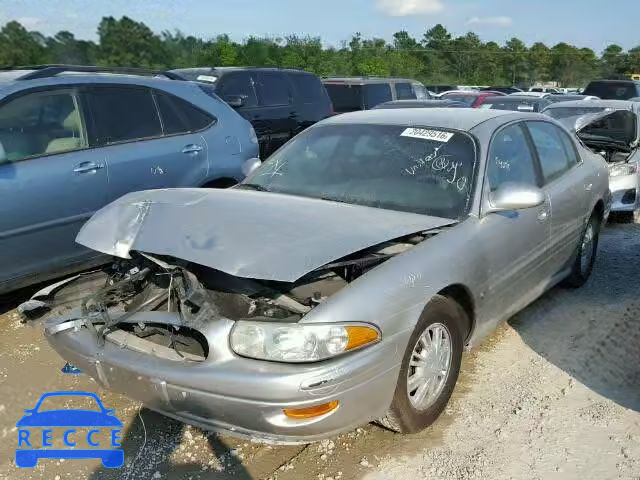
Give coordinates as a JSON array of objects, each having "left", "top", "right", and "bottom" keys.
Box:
[
  {"left": 229, "top": 321, "right": 380, "bottom": 363},
  {"left": 609, "top": 163, "right": 637, "bottom": 177}
]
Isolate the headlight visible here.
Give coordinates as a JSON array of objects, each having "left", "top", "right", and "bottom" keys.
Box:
[
  {"left": 609, "top": 163, "right": 637, "bottom": 177},
  {"left": 230, "top": 322, "right": 381, "bottom": 362}
]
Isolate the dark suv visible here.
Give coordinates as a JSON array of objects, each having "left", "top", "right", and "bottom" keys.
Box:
[
  {"left": 170, "top": 67, "right": 332, "bottom": 158},
  {"left": 322, "top": 77, "right": 429, "bottom": 113},
  {"left": 583, "top": 80, "right": 640, "bottom": 100}
]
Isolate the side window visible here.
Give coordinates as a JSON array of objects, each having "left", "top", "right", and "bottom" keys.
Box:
[
  {"left": 557, "top": 128, "right": 580, "bottom": 165},
  {"left": 527, "top": 121, "right": 573, "bottom": 183},
  {"left": 363, "top": 84, "right": 392, "bottom": 108},
  {"left": 289, "top": 73, "right": 326, "bottom": 103},
  {"left": 487, "top": 123, "right": 539, "bottom": 192},
  {"left": 216, "top": 72, "right": 258, "bottom": 108},
  {"left": 0, "top": 90, "right": 87, "bottom": 163},
  {"left": 257, "top": 72, "right": 292, "bottom": 106},
  {"left": 395, "top": 83, "right": 416, "bottom": 100},
  {"left": 155, "top": 92, "right": 215, "bottom": 135},
  {"left": 86, "top": 87, "right": 161, "bottom": 144}
]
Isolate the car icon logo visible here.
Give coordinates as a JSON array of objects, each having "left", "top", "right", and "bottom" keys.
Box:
[{"left": 15, "top": 391, "right": 123, "bottom": 468}]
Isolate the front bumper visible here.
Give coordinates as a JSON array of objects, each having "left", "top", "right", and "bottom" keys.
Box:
[
  {"left": 609, "top": 173, "right": 639, "bottom": 212},
  {"left": 44, "top": 314, "right": 407, "bottom": 444}
]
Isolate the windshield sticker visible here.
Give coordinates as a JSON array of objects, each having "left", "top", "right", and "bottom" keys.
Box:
[
  {"left": 196, "top": 74, "right": 217, "bottom": 83},
  {"left": 401, "top": 128, "right": 454, "bottom": 143}
]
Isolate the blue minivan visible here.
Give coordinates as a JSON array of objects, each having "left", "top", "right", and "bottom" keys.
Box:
[{"left": 0, "top": 66, "right": 260, "bottom": 294}]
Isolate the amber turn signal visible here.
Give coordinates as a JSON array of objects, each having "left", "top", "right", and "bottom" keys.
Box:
[
  {"left": 345, "top": 326, "right": 380, "bottom": 351},
  {"left": 283, "top": 401, "right": 340, "bottom": 419}
]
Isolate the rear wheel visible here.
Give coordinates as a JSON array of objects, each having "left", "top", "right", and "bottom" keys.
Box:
[
  {"left": 378, "top": 295, "right": 464, "bottom": 433},
  {"left": 563, "top": 213, "right": 600, "bottom": 288}
]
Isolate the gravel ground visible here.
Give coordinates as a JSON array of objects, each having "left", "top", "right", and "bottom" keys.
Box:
[{"left": 0, "top": 223, "right": 638, "bottom": 480}]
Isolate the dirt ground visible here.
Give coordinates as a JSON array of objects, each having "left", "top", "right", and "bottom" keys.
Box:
[{"left": 0, "top": 223, "right": 638, "bottom": 480}]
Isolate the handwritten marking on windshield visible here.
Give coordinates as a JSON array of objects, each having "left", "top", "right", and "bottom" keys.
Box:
[
  {"left": 258, "top": 157, "right": 287, "bottom": 178},
  {"left": 403, "top": 147, "right": 470, "bottom": 192}
]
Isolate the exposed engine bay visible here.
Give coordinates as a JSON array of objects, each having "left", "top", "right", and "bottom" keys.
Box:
[{"left": 66, "top": 230, "right": 441, "bottom": 360}]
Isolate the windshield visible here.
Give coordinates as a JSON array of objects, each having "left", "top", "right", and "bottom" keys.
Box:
[
  {"left": 583, "top": 82, "right": 638, "bottom": 100},
  {"left": 241, "top": 124, "right": 477, "bottom": 219}
]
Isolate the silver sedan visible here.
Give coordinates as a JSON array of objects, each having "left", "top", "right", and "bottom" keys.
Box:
[{"left": 45, "top": 108, "right": 610, "bottom": 443}]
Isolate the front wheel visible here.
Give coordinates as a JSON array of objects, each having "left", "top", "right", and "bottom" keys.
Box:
[
  {"left": 378, "top": 295, "right": 465, "bottom": 433},
  {"left": 562, "top": 214, "right": 600, "bottom": 288}
]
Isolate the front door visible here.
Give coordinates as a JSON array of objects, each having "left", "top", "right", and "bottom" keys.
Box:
[
  {"left": 0, "top": 88, "right": 107, "bottom": 287},
  {"left": 475, "top": 122, "right": 551, "bottom": 324}
]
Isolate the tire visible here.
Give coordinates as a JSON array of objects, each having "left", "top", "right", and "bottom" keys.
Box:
[
  {"left": 562, "top": 213, "right": 600, "bottom": 288},
  {"left": 378, "top": 295, "right": 465, "bottom": 434},
  {"left": 610, "top": 210, "right": 640, "bottom": 224}
]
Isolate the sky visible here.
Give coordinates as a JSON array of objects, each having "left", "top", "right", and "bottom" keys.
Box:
[{"left": 0, "top": 0, "right": 637, "bottom": 53}]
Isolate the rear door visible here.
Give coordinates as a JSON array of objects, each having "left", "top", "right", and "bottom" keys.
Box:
[
  {"left": 0, "top": 88, "right": 107, "bottom": 287},
  {"left": 525, "top": 120, "right": 591, "bottom": 271},
  {"left": 255, "top": 71, "right": 296, "bottom": 156},
  {"left": 83, "top": 85, "right": 208, "bottom": 203},
  {"left": 215, "top": 71, "right": 267, "bottom": 156}
]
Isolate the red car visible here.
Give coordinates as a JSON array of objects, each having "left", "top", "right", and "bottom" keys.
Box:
[{"left": 439, "top": 90, "right": 505, "bottom": 108}]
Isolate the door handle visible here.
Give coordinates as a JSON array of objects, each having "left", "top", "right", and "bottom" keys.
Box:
[
  {"left": 537, "top": 209, "right": 550, "bottom": 222},
  {"left": 182, "top": 144, "right": 204, "bottom": 154},
  {"left": 584, "top": 183, "right": 593, "bottom": 191},
  {"left": 73, "top": 162, "right": 104, "bottom": 173}
]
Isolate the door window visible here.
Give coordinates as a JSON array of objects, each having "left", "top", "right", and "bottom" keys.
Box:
[
  {"left": 155, "top": 92, "right": 215, "bottom": 135},
  {"left": 215, "top": 72, "right": 258, "bottom": 107},
  {"left": 85, "top": 87, "right": 162, "bottom": 144},
  {"left": 395, "top": 83, "right": 417, "bottom": 100},
  {"left": 0, "top": 91, "right": 87, "bottom": 163},
  {"left": 257, "top": 72, "right": 292, "bottom": 106},
  {"left": 289, "top": 73, "right": 326, "bottom": 103},
  {"left": 487, "top": 123, "right": 539, "bottom": 191},
  {"left": 527, "top": 121, "right": 573, "bottom": 183}
]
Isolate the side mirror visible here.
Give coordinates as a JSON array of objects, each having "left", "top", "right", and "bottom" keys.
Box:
[
  {"left": 487, "top": 182, "right": 545, "bottom": 213},
  {"left": 224, "top": 95, "right": 245, "bottom": 109},
  {"left": 241, "top": 157, "right": 261, "bottom": 177}
]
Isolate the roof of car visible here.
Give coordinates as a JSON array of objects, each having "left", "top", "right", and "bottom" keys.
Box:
[
  {"left": 483, "top": 96, "right": 546, "bottom": 103},
  {"left": 544, "top": 99, "right": 639, "bottom": 110},
  {"left": 320, "top": 107, "right": 538, "bottom": 131},
  {"left": 587, "top": 79, "right": 640, "bottom": 85},
  {"left": 173, "top": 66, "right": 311, "bottom": 75},
  {"left": 322, "top": 77, "right": 421, "bottom": 84}
]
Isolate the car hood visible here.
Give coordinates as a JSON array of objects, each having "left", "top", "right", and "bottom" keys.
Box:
[
  {"left": 76, "top": 188, "right": 455, "bottom": 283},
  {"left": 559, "top": 109, "right": 638, "bottom": 150}
]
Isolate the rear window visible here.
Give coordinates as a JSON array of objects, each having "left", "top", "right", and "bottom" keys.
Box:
[
  {"left": 289, "top": 73, "right": 327, "bottom": 103},
  {"left": 324, "top": 84, "right": 363, "bottom": 112},
  {"left": 442, "top": 94, "right": 476, "bottom": 107},
  {"left": 363, "top": 84, "right": 392, "bottom": 109},
  {"left": 482, "top": 100, "right": 539, "bottom": 112},
  {"left": 583, "top": 82, "right": 639, "bottom": 100}
]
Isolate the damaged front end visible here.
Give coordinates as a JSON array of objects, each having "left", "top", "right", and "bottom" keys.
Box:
[
  {"left": 47, "top": 230, "right": 435, "bottom": 363},
  {"left": 43, "top": 230, "right": 443, "bottom": 442}
]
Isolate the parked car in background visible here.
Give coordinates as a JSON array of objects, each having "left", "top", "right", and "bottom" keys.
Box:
[
  {"left": 439, "top": 90, "right": 504, "bottom": 108},
  {"left": 548, "top": 94, "right": 600, "bottom": 103},
  {"left": 0, "top": 65, "right": 260, "bottom": 294},
  {"left": 510, "top": 91, "right": 553, "bottom": 99},
  {"left": 543, "top": 99, "right": 639, "bottom": 222},
  {"left": 480, "top": 96, "right": 552, "bottom": 112},
  {"left": 528, "top": 86, "right": 563, "bottom": 94},
  {"left": 322, "top": 77, "right": 429, "bottom": 113},
  {"left": 481, "top": 86, "right": 523, "bottom": 95},
  {"left": 170, "top": 67, "right": 332, "bottom": 158},
  {"left": 373, "top": 99, "right": 468, "bottom": 109},
  {"left": 46, "top": 108, "right": 609, "bottom": 443},
  {"left": 582, "top": 80, "right": 640, "bottom": 100},
  {"left": 424, "top": 85, "right": 457, "bottom": 95}
]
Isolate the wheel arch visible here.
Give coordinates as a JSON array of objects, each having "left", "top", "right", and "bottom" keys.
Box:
[{"left": 436, "top": 284, "right": 475, "bottom": 343}]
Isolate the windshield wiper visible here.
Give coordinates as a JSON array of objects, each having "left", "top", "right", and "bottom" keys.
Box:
[{"left": 235, "top": 183, "right": 271, "bottom": 192}]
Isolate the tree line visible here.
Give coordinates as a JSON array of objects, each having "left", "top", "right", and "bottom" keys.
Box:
[{"left": 1, "top": 16, "right": 638, "bottom": 87}]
